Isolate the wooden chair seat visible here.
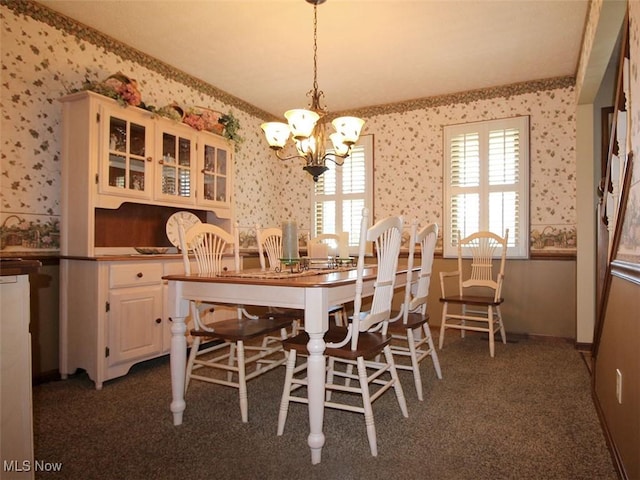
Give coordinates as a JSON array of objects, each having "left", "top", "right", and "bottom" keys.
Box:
[
  {"left": 282, "top": 328, "right": 392, "bottom": 361},
  {"left": 191, "top": 316, "right": 294, "bottom": 342},
  {"left": 386, "top": 311, "right": 429, "bottom": 332},
  {"left": 439, "top": 295, "right": 504, "bottom": 307}
]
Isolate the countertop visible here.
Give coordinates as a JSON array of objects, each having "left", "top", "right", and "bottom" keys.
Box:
[{"left": 0, "top": 258, "right": 42, "bottom": 276}]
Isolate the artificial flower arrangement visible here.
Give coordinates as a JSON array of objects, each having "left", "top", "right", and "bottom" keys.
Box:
[
  {"left": 182, "top": 107, "right": 224, "bottom": 134},
  {"left": 157, "top": 106, "right": 244, "bottom": 146},
  {"left": 71, "top": 72, "right": 243, "bottom": 145},
  {"left": 75, "top": 72, "right": 143, "bottom": 107}
]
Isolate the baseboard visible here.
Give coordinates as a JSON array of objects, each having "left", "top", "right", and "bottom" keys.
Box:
[
  {"left": 444, "top": 330, "right": 578, "bottom": 345},
  {"left": 575, "top": 341, "right": 593, "bottom": 352},
  {"left": 32, "top": 369, "right": 62, "bottom": 385}
]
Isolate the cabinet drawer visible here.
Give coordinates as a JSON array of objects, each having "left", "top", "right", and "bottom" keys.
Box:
[{"left": 110, "top": 263, "right": 163, "bottom": 288}]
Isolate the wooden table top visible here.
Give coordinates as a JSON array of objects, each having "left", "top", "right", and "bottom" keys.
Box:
[{"left": 163, "top": 264, "right": 416, "bottom": 288}]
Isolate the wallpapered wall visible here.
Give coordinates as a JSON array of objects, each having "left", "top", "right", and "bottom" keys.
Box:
[{"left": 1, "top": 2, "right": 577, "bottom": 255}]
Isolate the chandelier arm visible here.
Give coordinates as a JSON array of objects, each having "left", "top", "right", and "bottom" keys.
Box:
[
  {"left": 322, "top": 152, "right": 348, "bottom": 166},
  {"left": 274, "top": 150, "right": 310, "bottom": 163}
]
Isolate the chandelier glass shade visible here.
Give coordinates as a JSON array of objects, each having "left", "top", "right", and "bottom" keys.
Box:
[{"left": 260, "top": 0, "right": 365, "bottom": 182}]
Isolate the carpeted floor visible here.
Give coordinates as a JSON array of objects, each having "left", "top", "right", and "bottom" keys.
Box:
[{"left": 33, "top": 333, "right": 618, "bottom": 480}]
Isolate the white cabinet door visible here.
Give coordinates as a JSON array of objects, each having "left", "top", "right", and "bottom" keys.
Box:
[
  {"left": 108, "top": 285, "right": 163, "bottom": 368},
  {"left": 154, "top": 120, "right": 198, "bottom": 205},
  {"left": 98, "top": 102, "right": 154, "bottom": 201},
  {"left": 197, "top": 134, "right": 232, "bottom": 211}
]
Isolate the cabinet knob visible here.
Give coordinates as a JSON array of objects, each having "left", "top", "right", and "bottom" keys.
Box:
[
  {"left": 146, "top": 157, "right": 153, "bottom": 162},
  {"left": 137, "top": 272, "right": 143, "bottom": 278},
  {"left": 155, "top": 318, "right": 162, "bottom": 324}
]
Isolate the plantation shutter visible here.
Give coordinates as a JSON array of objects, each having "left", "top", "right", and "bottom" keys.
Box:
[
  {"left": 449, "top": 131, "right": 480, "bottom": 245},
  {"left": 444, "top": 117, "right": 529, "bottom": 258},
  {"left": 488, "top": 127, "right": 520, "bottom": 247},
  {"left": 313, "top": 135, "right": 373, "bottom": 254}
]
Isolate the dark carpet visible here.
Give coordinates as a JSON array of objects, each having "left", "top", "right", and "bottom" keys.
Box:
[{"left": 33, "top": 333, "right": 618, "bottom": 480}]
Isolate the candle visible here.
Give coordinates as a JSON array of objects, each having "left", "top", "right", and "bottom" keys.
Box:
[
  {"left": 309, "top": 242, "right": 329, "bottom": 259},
  {"left": 282, "top": 220, "right": 299, "bottom": 260},
  {"left": 308, "top": 242, "right": 318, "bottom": 258},
  {"left": 338, "top": 232, "right": 350, "bottom": 258}
]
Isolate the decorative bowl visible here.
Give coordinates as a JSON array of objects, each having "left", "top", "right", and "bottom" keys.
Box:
[{"left": 134, "top": 247, "right": 169, "bottom": 255}]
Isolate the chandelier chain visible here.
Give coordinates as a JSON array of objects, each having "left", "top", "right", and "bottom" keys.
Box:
[
  {"left": 309, "top": 2, "right": 325, "bottom": 113},
  {"left": 313, "top": 3, "right": 318, "bottom": 94},
  {"left": 260, "top": 0, "right": 364, "bottom": 182}
]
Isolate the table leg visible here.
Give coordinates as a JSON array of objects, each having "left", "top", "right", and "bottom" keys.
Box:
[
  {"left": 170, "top": 314, "right": 187, "bottom": 426},
  {"left": 306, "top": 331, "right": 326, "bottom": 464}
]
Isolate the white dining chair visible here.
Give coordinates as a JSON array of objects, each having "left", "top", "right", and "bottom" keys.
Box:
[
  {"left": 439, "top": 229, "right": 509, "bottom": 357},
  {"left": 255, "top": 225, "right": 303, "bottom": 338},
  {"left": 178, "top": 220, "right": 292, "bottom": 423},
  {"left": 256, "top": 225, "right": 346, "bottom": 331},
  {"left": 307, "top": 231, "right": 349, "bottom": 326},
  {"left": 385, "top": 220, "right": 442, "bottom": 400},
  {"left": 277, "top": 208, "right": 408, "bottom": 457}
]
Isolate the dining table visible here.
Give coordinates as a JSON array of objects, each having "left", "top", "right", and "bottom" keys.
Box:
[{"left": 163, "top": 263, "right": 413, "bottom": 464}]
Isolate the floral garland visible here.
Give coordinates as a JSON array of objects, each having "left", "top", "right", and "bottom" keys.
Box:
[{"left": 71, "top": 71, "right": 243, "bottom": 145}]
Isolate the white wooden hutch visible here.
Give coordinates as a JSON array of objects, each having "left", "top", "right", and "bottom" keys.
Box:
[{"left": 59, "top": 91, "right": 236, "bottom": 389}]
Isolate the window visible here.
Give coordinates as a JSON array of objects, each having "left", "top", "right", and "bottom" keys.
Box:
[
  {"left": 311, "top": 134, "right": 374, "bottom": 255},
  {"left": 443, "top": 116, "right": 529, "bottom": 258}
]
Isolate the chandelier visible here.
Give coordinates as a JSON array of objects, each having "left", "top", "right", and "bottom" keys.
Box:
[{"left": 260, "top": 0, "right": 365, "bottom": 182}]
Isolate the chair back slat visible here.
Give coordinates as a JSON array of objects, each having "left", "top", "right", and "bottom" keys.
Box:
[
  {"left": 178, "top": 222, "right": 241, "bottom": 330},
  {"left": 256, "top": 226, "right": 284, "bottom": 271},
  {"left": 308, "top": 232, "right": 341, "bottom": 256},
  {"left": 181, "top": 222, "right": 238, "bottom": 275},
  {"left": 351, "top": 211, "right": 403, "bottom": 348},
  {"left": 407, "top": 222, "right": 438, "bottom": 314},
  {"left": 457, "top": 230, "right": 508, "bottom": 297}
]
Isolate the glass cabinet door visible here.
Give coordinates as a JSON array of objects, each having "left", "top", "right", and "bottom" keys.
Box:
[
  {"left": 155, "top": 128, "right": 196, "bottom": 204},
  {"left": 200, "top": 142, "right": 229, "bottom": 205},
  {"left": 100, "top": 106, "right": 152, "bottom": 200}
]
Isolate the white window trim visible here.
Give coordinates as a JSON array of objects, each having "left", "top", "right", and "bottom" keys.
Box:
[
  {"left": 443, "top": 116, "right": 530, "bottom": 258},
  {"left": 310, "top": 134, "right": 374, "bottom": 256}
]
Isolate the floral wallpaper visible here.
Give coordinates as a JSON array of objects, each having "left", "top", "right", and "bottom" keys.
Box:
[
  {"left": 363, "top": 84, "right": 576, "bottom": 244},
  {"left": 0, "top": 0, "right": 284, "bottom": 253},
  {"left": 277, "top": 75, "right": 578, "bottom": 254},
  {"left": 1, "top": 0, "right": 577, "bottom": 256}
]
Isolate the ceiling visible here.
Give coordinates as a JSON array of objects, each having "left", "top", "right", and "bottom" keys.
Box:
[{"left": 36, "top": 0, "right": 590, "bottom": 117}]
